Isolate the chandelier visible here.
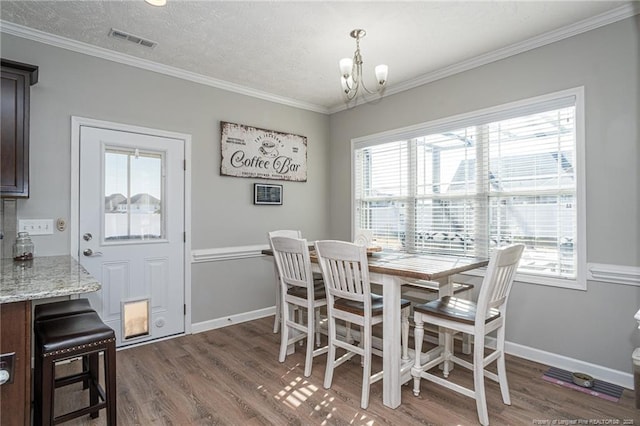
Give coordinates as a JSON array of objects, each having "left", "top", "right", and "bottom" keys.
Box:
[{"left": 339, "top": 29, "right": 388, "bottom": 102}]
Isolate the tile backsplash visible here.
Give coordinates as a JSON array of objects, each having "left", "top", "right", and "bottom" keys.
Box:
[{"left": 1, "top": 199, "right": 18, "bottom": 259}]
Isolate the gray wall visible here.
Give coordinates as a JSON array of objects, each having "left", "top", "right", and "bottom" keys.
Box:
[
  {"left": 0, "top": 33, "right": 330, "bottom": 323},
  {"left": 2, "top": 14, "right": 638, "bottom": 375},
  {"left": 328, "top": 16, "right": 640, "bottom": 373}
]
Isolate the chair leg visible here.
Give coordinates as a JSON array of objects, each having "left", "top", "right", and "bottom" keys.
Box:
[
  {"left": 473, "top": 338, "right": 489, "bottom": 426},
  {"left": 359, "top": 325, "right": 365, "bottom": 367},
  {"left": 461, "top": 288, "right": 472, "bottom": 355},
  {"left": 298, "top": 308, "right": 305, "bottom": 346},
  {"left": 273, "top": 271, "right": 281, "bottom": 334},
  {"left": 315, "top": 309, "right": 321, "bottom": 347},
  {"left": 496, "top": 326, "right": 511, "bottom": 405},
  {"left": 323, "top": 317, "right": 337, "bottom": 389},
  {"left": 401, "top": 307, "right": 409, "bottom": 361},
  {"left": 360, "top": 322, "right": 372, "bottom": 409},
  {"left": 278, "top": 302, "right": 292, "bottom": 363},
  {"left": 304, "top": 307, "right": 314, "bottom": 377},
  {"left": 412, "top": 314, "right": 424, "bottom": 397}
]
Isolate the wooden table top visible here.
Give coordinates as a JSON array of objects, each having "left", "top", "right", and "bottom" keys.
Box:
[{"left": 262, "top": 248, "right": 488, "bottom": 281}]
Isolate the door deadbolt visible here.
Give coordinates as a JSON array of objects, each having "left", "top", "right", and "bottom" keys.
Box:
[{"left": 83, "top": 233, "right": 92, "bottom": 241}]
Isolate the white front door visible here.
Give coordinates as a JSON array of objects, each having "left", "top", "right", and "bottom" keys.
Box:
[{"left": 79, "top": 125, "right": 185, "bottom": 347}]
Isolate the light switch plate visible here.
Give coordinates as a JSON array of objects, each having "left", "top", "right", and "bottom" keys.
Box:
[{"left": 18, "top": 219, "right": 54, "bottom": 235}]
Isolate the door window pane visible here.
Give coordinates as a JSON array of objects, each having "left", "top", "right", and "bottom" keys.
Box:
[{"left": 104, "top": 148, "right": 163, "bottom": 241}]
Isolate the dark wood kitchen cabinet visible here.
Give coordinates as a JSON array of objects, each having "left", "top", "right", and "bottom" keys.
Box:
[
  {"left": 0, "top": 301, "right": 31, "bottom": 426},
  {"left": 1, "top": 59, "right": 38, "bottom": 198}
]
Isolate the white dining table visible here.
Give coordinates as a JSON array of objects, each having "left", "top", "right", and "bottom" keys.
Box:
[{"left": 264, "top": 247, "right": 488, "bottom": 409}]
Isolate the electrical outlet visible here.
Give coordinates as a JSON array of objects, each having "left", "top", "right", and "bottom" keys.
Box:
[{"left": 18, "top": 219, "right": 54, "bottom": 235}]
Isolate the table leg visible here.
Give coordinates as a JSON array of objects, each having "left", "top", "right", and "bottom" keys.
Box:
[
  {"left": 437, "top": 277, "right": 454, "bottom": 371},
  {"left": 382, "top": 276, "right": 401, "bottom": 408}
]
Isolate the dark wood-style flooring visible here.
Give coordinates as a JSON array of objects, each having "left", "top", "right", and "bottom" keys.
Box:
[{"left": 54, "top": 316, "right": 639, "bottom": 425}]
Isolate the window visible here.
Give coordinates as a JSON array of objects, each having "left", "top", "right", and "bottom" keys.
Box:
[
  {"left": 353, "top": 88, "right": 585, "bottom": 289},
  {"left": 104, "top": 148, "right": 164, "bottom": 241}
]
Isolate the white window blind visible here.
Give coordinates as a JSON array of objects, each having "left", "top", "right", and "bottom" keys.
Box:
[{"left": 354, "top": 89, "right": 584, "bottom": 286}]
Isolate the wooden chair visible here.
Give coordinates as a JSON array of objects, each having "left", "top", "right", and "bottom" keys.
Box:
[
  {"left": 314, "top": 240, "right": 412, "bottom": 409},
  {"left": 271, "top": 236, "right": 328, "bottom": 377},
  {"left": 268, "top": 230, "right": 322, "bottom": 334},
  {"left": 411, "top": 244, "right": 525, "bottom": 426},
  {"left": 402, "top": 280, "right": 475, "bottom": 353}
]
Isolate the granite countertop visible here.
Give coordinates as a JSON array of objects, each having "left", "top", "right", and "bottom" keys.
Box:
[{"left": 0, "top": 255, "right": 101, "bottom": 304}]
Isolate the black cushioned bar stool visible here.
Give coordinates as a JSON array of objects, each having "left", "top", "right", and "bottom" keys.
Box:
[
  {"left": 34, "top": 299, "right": 97, "bottom": 391},
  {"left": 34, "top": 298, "right": 95, "bottom": 323},
  {"left": 34, "top": 311, "right": 116, "bottom": 425}
]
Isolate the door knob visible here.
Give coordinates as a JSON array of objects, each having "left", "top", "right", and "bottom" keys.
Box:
[{"left": 83, "top": 248, "right": 102, "bottom": 257}]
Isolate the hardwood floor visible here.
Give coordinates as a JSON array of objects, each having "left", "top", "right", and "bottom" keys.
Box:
[{"left": 54, "top": 316, "right": 639, "bottom": 425}]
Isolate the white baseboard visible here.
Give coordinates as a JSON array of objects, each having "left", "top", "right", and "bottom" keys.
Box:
[
  {"left": 191, "top": 309, "right": 633, "bottom": 390},
  {"left": 191, "top": 306, "right": 275, "bottom": 334},
  {"left": 502, "top": 338, "right": 633, "bottom": 389}
]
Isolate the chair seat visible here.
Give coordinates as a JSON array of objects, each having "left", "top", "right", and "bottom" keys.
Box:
[
  {"left": 287, "top": 282, "right": 327, "bottom": 300},
  {"left": 413, "top": 296, "right": 500, "bottom": 325},
  {"left": 335, "top": 293, "right": 411, "bottom": 316},
  {"left": 35, "top": 312, "right": 116, "bottom": 355},
  {"left": 34, "top": 298, "right": 94, "bottom": 322}
]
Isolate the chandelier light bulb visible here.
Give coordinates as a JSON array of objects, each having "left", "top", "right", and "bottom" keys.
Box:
[
  {"left": 375, "top": 64, "right": 388, "bottom": 86},
  {"left": 339, "top": 58, "right": 353, "bottom": 78}
]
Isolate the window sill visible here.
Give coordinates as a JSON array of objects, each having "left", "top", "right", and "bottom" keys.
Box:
[{"left": 461, "top": 268, "right": 586, "bottom": 290}]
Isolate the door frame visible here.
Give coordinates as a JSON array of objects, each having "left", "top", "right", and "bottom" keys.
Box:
[{"left": 70, "top": 116, "right": 192, "bottom": 336}]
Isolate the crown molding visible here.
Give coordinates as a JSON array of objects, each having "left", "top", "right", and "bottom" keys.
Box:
[
  {"left": 327, "top": 3, "right": 640, "bottom": 114},
  {"left": 2, "top": 2, "right": 637, "bottom": 116},
  {"left": 0, "top": 20, "right": 330, "bottom": 114}
]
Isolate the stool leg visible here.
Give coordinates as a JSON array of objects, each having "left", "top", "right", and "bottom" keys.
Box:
[
  {"left": 88, "top": 352, "right": 100, "bottom": 418},
  {"left": 105, "top": 342, "right": 117, "bottom": 425},
  {"left": 82, "top": 354, "right": 90, "bottom": 389},
  {"left": 41, "top": 356, "right": 55, "bottom": 426}
]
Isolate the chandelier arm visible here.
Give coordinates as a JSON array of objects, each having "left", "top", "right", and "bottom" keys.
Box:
[{"left": 339, "top": 28, "right": 387, "bottom": 102}]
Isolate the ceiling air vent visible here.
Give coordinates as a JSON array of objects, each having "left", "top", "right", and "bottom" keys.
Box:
[{"left": 108, "top": 28, "right": 157, "bottom": 49}]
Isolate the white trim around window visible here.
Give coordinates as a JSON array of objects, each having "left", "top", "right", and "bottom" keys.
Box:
[{"left": 351, "top": 87, "right": 587, "bottom": 290}]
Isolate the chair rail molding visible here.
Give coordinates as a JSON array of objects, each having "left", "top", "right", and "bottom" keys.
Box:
[
  {"left": 587, "top": 263, "right": 640, "bottom": 287},
  {"left": 191, "top": 244, "right": 269, "bottom": 263}
]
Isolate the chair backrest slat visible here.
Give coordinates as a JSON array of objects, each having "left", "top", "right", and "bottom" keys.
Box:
[
  {"left": 476, "top": 244, "right": 525, "bottom": 324},
  {"left": 270, "top": 236, "right": 315, "bottom": 294},
  {"left": 315, "top": 240, "right": 370, "bottom": 306}
]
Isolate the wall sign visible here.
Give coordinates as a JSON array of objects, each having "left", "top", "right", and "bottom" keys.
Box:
[{"left": 220, "top": 121, "right": 307, "bottom": 182}]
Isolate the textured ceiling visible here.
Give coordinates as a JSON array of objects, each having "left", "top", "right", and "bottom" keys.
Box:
[{"left": 0, "top": 1, "right": 635, "bottom": 112}]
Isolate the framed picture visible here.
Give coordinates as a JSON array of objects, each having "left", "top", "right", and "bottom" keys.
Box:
[{"left": 254, "top": 183, "right": 283, "bottom": 205}]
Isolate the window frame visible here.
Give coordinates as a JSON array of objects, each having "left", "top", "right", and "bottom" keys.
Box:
[{"left": 351, "top": 87, "right": 586, "bottom": 290}]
